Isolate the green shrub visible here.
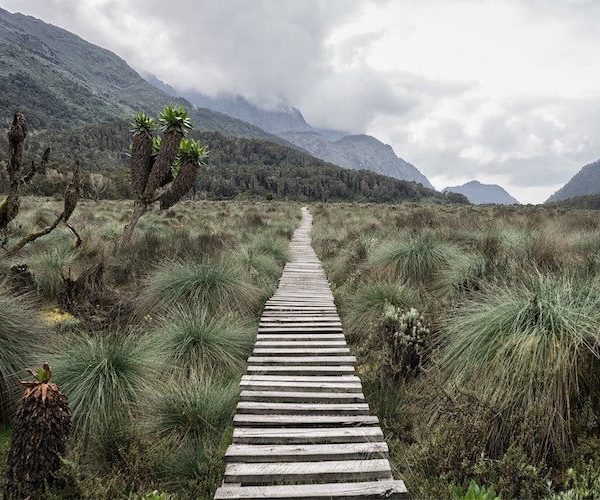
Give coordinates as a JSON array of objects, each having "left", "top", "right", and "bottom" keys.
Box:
[
  {"left": 441, "top": 273, "right": 600, "bottom": 458},
  {"left": 346, "top": 281, "right": 419, "bottom": 337},
  {"left": 249, "top": 234, "right": 289, "bottom": 265},
  {"left": 236, "top": 246, "right": 281, "bottom": 281},
  {"left": 152, "top": 306, "right": 254, "bottom": 376},
  {"left": 28, "top": 245, "right": 76, "bottom": 299},
  {"left": 148, "top": 375, "right": 237, "bottom": 449},
  {"left": 451, "top": 480, "right": 500, "bottom": 500},
  {"left": 140, "top": 260, "right": 261, "bottom": 315},
  {"left": 0, "top": 285, "right": 43, "bottom": 420},
  {"left": 382, "top": 304, "right": 430, "bottom": 379},
  {"left": 369, "top": 232, "right": 464, "bottom": 286},
  {"left": 49, "top": 330, "right": 159, "bottom": 446}
]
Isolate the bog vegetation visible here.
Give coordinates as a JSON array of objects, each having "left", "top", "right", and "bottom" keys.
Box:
[
  {"left": 0, "top": 196, "right": 298, "bottom": 498},
  {"left": 311, "top": 202, "right": 600, "bottom": 499},
  {"left": 2, "top": 110, "right": 600, "bottom": 498}
]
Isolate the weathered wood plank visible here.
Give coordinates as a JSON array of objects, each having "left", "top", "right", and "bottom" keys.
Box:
[
  {"left": 214, "top": 480, "right": 408, "bottom": 499},
  {"left": 224, "top": 442, "right": 388, "bottom": 463},
  {"left": 232, "top": 426, "right": 384, "bottom": 444},
  {"left": 246, "top": 365, "right": 355, "bottom": 375},
  {"left": 238, "top": 390, "right": 365, "bottom": 403},
  {"left": 247, "top": 356, "right": 356, "bottom": 366},
  {"left": 233, "top": 414, "right": 379, "bottom": 427},
  {"left": 215, "top": 207, "right": 405, "bottom": 498},
  {"left": 223, "top": 459, "right": 392, "bottom": 484},
  {"left": 236, "top": 401, "right": 371, "bottom": 415},
  {"left": 239, "top": 380, "right": 363, "bottom": 393},
  {"left": 252, "top": 348, "right": 351, "bottom": 356}
]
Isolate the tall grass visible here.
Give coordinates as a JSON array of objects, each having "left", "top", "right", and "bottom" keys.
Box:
[
  {"left": 249, "top": 234, "right": 289, "bottom": 265},
  {"left": 441, "top": 273, "right": 600, "bottom": 458},
  {"left": 152, "top": 306, "right": 254, "bottom": 375},
  {"left": 0, "top": 285, "right": 42, "bottom": 420},
  {"left": 49, "top": 330, "right": 159, "bottom": 445},
  {"left": 149, "top": 375, "right": 238, "bottom": 449},
  {"left": 140, "top": 260, "right": 262, "bottom": 315},
  {"left": 345, "top": 281, "right": 419, "bottom": 337},
  {"left": 27, "top": 245, "right": 76, "bottom": 298},
  {"left": 369, "top": 232, "right": 465, "bottom": 286}
]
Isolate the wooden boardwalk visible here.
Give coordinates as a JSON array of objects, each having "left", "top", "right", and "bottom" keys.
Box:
[{"left": 214, "top": 208, "right": 408, "bottom": 499}]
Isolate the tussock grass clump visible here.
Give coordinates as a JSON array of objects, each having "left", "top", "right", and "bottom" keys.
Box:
[
  {"left": 49, "top": 331, "right": 158, "bottom": 445},
  {"left": 441, "top": 273, "right": 600, "bottom": 458},
  {"left": 149, "top": 376, "right": 237, "bottom": 449},
  {"left": 140, "top": 260, "right": 261, "bottom": 315},
  {"left": 27, "top": 245, "right": 76, "bottom": 298},
  {"left": 249, "top": 234, "right": 289, "bottom": 265},
  {"left": 237, "top": 247, "right": 281, "bottom": 281},
  {"left": 435, "top": 253, "right": 486, "bottom": 298},
  {"left": 369, "top": 232, "right": 464, "bottom": 286},
  {"left": 152, "top": 307, "right": 254, "bottom": 376},
  {"left": 346, "top": 281, "right": 419, "bottom": 337},
  {"left": 0, "top": 286, "right": 43, "bottom": 420}
]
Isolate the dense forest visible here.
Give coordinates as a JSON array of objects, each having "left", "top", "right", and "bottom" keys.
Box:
[
  {"left": 0, "top": 120, "right": 459, "bottom": 203},
  {"left": 549, "top": 193, "right": 600, "bottom": 210}
]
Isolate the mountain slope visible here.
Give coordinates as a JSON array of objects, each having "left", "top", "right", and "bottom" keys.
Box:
[
  {"left": 280, "top": 131, "right": 433, "bottom": 188},
  {"left": 546, "top": 159, "right": 600, "bottom": 203},
  {"left": 443, "top": 180, "right": 519, "bottom": 205},
  {"left": 0, "top": 7, "right": 295, "bottom": 146},
  {"left": 144, "top": 74, "right": 433, "bottom": 187},
  {"left": 17, "top": 119, "right": 448, "bottom": 204}
]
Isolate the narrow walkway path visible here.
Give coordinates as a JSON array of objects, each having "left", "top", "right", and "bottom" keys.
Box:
[{"left": 214, "top": 208, "right": 408, "bottom": 499}]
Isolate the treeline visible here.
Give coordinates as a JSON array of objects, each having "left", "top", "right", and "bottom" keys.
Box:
[
  {"left": 548, "top": 193, "right": 600, "bottom": 210},
  {"left": 0, "top": 119, "right": 459, "bottom": 203}
]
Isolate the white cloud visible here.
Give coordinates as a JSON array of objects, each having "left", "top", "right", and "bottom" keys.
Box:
[{"left": 2, "top": 0, "right": 600, "bottom": 203}]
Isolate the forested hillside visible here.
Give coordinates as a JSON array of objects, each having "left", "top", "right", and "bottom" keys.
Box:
[{"left": 0, "top": 119, "right": 447, "bottom": 203}]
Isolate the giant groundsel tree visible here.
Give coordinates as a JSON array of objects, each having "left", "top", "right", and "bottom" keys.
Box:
[{"left": 121, "top": 106, "right": 208, "bottom": 245}]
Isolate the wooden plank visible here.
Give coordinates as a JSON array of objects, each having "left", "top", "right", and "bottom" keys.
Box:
[
  {"left": 259, "top": 322, "right": 342, "bottom": 328},
  {"left": 233, "top": 414, "right": 379, "bottom": 427},
  {"left": 247, "top": 356, "right": 356, "bottom": 366},
  {"left": 246, "top": 366, "right": 355, "bottom": 376},
  {"left": 239, "top": 390, "right": 365, "bottom": 403},
  {"left": 224, "top": 442, "right": 388, "bottom": 463},
  {"left": 223, "top": 459, "right": 392, "bottom": 484},
  {"left": 256, "top": 334, "right": 345, "bottom": 341},
  {"left": 232, "top": 426, "right": 384, "bottom": 445},
  {"left": 252, "top": 348, "right": 350, "bottom": 356},
  {"left": 258, "top": 327, "right": 343, "bottom": 333},
  {"left": 254, "top": 341, "right": 347, "bottom": 348},
  {"left": 236, "top": 402, "right": 370, "bottom": 415},
  {"left": 214, "top": 480, "right": 408, "bottom": 499},
  {"left": 215, "top": 207, "right": 407, "bottom": 499},
  {"left": 241, "top": 375, "right": 360, "bottom": 382},
  {"left": 239, "top": 380, "right": 363, "bottom": 393}
]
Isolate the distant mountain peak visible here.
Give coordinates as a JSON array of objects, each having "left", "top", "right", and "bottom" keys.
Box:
[
  {"left": 546, "top": 159, "right": 600, "bottom": 203},
  {"left": 443, "top": 180, "right": 519, "bottom": 205}
]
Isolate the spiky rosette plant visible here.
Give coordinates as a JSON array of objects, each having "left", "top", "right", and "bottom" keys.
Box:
[
  {"left": 160, "top": 139, "right": 208, "bottom": 209},
  {"left": 143, "top": 106, "right": 192, "bottom": 198},
  {"left": 130, "top": 112, "right": 156, "bottom": 198},
  {"left": 4, "top": 364, "right": 71, "bottom": 500}
]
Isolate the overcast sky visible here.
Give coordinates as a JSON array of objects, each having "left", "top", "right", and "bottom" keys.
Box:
[{"left": 3, "top": 0, "right": 600, "bottom": 203}]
